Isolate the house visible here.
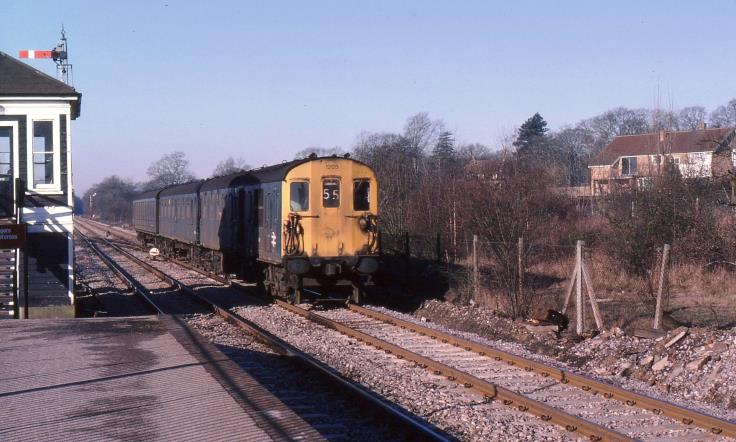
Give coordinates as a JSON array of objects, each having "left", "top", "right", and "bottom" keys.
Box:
[
  {"left": 589, "top": 126, "right": 736, "bottom": 196},
  {"left": 0, "top": 51, "right": 81, "bottom": 318}
]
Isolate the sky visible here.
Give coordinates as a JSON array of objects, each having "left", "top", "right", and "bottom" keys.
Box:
[{"left": 3, "top": 1, "right": 736, "bottom": 193}]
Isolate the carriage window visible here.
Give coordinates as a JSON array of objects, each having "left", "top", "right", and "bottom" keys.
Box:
[
  {"left": 0, "top": 127, "right": 11, "bottom": 176},
  {"left": 290, "top": 182, "right": 309, "bottom": 211},
  {"left": 323, "top": 179, "right": 340, "bottom": 207},
  {"left": 256, "top": 189, "right": 263, "bottom": 226},
  {"left": 353, "top": 180, "right": 370, "bottom": 211}
]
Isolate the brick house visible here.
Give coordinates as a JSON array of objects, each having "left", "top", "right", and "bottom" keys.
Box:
[{"left": 589, "top": 126, "right": 736, "bottom": 196}]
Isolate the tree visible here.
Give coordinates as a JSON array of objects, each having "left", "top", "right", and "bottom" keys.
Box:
[
  {"left": 578, "top": 107, "right": 650, "bottom": 155},
  {"left": 145, "top": 151, "right": 196, "bottom": 190},
  {"left": 432, "top": 131, "right": 456, "bottom": 163},
  {"left": 513, "top": 112, "right": 549, "bottom": 157},
  {"left": 677, "top": 106, "right": 707, "bottom": 130},
  {"left": 293, "top": 146, "right": 344, "bottom": 159},
  {"left": 551, "top": 126, "right": 596, "bottom": 186},
  {"left": 457, "top": 143, "right": 490, "bottom": 161},
  {"left": 404, "top": 112, "right": 444, "bottom": 156},
  {"left": 709, "top": 99, "right": 736, "bottom": 127},
  {"left": 83, "top": 175, "right": 139, "bottom": 223},
  {"left": 212, "top": 157, "right": 250, "bottom": 177}
]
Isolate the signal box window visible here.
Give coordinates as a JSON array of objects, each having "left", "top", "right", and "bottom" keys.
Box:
[
  {"left": 290, "top": 182, "right": 309, "bottom": 212},
  {"left": 323, "top": 179, "right": 340, "bottom": 207},
  {"left": 353, "top": 180, "right": 370, "bottom": 211},
  {"left": 0, "top": 128, "right": 11, "bottom": 175},
  {"left": 33, "top": 121, "right": 54, "bottom": 186}
]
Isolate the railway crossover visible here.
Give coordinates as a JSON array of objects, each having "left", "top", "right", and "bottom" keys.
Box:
[
  {"left": 77, "top": 218, "right": 736, "bottom": 441},
  {"left": 75, "top": 219, "right": 449, "bottom": 441}
]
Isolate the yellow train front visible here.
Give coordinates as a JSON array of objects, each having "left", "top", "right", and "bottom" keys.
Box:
[{"left": 256, "top": 155, "right": 379, "bottom": 303}]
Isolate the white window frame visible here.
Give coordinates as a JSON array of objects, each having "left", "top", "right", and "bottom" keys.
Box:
[{"left": 28, "top": 117, "right": 61, "bottom": 193}]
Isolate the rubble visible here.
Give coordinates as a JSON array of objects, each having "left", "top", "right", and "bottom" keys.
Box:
[{"left": 411, "top": 299, "right": 736, "bottom": 419}]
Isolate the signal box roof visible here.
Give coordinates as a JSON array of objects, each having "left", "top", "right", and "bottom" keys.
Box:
[{"left": 0, "top": 51, "right": 81, "bottom": 118}]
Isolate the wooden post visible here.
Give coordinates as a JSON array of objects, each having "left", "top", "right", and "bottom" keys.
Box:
[
  {"left": 561, "top": 265, "right": 577, "bottom": 314},
  {"left": 581, "top": 261, "right": 603, "bottom": 330},
  {"left": 576, "top": 240, "right": 584, "bottom": 335},
  {"left": 653, "top": 244, "right": 671, "bottom": 330},
  {"left": 517, "top": 237, "right": 524, "bottom": 301},
  {"left": 472, "top": 234, "right": 479, "bottom": 296}
]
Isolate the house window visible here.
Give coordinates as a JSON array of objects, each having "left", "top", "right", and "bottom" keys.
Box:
[
  {"left": 32, "top": 121, "right": 55, "bottom": 186},
  {"left": 621, "top": 157, "right": 637, "bottom": 176}
]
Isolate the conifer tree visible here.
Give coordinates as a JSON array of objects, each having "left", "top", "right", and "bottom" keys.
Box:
[{"left": 513, "top": 113, "right": 549, "bottom": 157}]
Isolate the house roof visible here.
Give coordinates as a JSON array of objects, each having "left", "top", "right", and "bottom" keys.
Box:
[
  {"left": 0, "top": 51, "right": 81, "bottom": 118},
  {"left": 590, "top": 127, "right": 734, "bottom": 166}
]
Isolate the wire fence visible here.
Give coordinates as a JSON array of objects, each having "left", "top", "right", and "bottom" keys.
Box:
[{"left": 379, "top": 230, "right": 696, "bottom": 329}]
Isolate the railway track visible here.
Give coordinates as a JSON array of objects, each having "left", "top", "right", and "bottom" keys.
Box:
[
  {"left": 78, "top": 218, "right": 736, "bottom": 441},
  {"left": 75, "top": 219, "right": 449, "bottom": 441}
]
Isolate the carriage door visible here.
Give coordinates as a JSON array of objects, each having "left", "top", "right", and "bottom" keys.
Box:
[{"left": 0, "top": 125, "right": 16, "bottom": 218}]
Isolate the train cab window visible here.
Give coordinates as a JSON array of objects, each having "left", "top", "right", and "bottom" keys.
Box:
[
  {"left": 353, "top": 180, "right": 370, "bottom": 211},
  {"left": 290, "top": 182, "right": 309, "bottom": 212},
  {"left": 323, "top": 179, "right": 340, "bottom": 207}
]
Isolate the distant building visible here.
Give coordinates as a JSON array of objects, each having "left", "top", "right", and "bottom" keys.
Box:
[
  {"left": 0, "top": 51, "right": 81, "bottom": 318},
  {"left": 589, "top": 126, "right": 736, "bottom": 196}
]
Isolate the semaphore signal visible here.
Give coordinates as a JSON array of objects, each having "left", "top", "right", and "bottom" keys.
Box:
[{"left": 18, "top": 26, "right": 73, "bottom": 85}]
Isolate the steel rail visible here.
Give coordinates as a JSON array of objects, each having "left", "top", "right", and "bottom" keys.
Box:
[
  {"left": 83, "top": 218, "right": 736, "bottom": 438},
  {"left": 275, "top": 299, "right": 631, "bottom": 442},
  {"left": 76, "top": 226, "right": 165, "bottom": 314},
  {"left": 347, "top": 304, "right": 736, "bottom": 438},
  {"left": 80, "top": 218, "right": 632, "bottom": 440},
  {"left": 76, "top": 221, "right": 449, "bottom": 442}
]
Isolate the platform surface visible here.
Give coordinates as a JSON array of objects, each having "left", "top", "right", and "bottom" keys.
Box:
[{"left": 0, "top": 315, "right": 322, "bottom": 441}]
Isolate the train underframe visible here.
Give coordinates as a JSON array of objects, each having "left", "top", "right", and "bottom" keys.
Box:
[{"left": 137, "top": 232, "right": 377, "bottom": 304}]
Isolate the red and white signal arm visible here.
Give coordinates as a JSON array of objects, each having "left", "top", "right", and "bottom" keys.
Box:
[{"left": 19, "top": 50, "right": 53, "bottom": 59}]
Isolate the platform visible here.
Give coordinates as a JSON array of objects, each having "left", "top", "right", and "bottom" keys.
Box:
[{"left": 0, "top": 315, "right": 323, "bottom": 441}]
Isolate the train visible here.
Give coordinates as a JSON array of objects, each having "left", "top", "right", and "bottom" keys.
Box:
[{"left": 132, "top": 154, "right": 379, "bottom": 304}]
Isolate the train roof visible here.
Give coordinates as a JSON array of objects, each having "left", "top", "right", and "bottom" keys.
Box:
[
  {"left": 134, "top": 189, "right": 163, "bottom": 200},
  {"left": 158, "top": 180, "right": 204, "bottom": 197},
  {"left": 200, "top": 171, "right": 257, "bottom": 192},
  {"left": 248, "top": 155, "right": 370, "bottom": 183}
]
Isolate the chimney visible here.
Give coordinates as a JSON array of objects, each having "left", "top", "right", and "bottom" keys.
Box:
[
  {"left": 659, "top": 130, "right": 665, "bottom": 142},
  {"left": 697, "top": 121, "right": 707, "bottom": 130}
]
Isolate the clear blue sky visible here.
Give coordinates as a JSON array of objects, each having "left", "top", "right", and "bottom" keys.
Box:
[{"left": 3, "top": 1, "right": 735, "bottom": 192}]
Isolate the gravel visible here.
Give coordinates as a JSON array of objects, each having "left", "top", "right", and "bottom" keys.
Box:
[
  {"left": 390, "top": 300, "right": 736, "bottom": 422},
  {"left": 232, "top": 304, "right": 576, "bottom": 441}
]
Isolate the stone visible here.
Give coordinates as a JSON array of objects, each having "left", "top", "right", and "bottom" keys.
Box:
[
  {"left": 707, "top": 341, "right": 729, "bottom": 355},
  {"left": 617, "top": 362, "right": 633, "bottom": 377},
  {"left": 667, "top": 364, "right": 684, "bottom": 381},
  {"left": 686, "top": 353, "right": 712, "bottom": 371},
  {"left": 652, "top": 355, "right": 670, "bottom": 372},
  {"left": 639, "top": 355, "right": 654, "bottom": 367},
  {"left": 664, "top": 327, "right": 689, "bottom": 348}
]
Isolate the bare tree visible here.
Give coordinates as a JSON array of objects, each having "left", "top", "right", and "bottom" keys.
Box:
[
  {"left": 145, "top": 151, "right": 196, "bottom": 189},
  {"left": 709, "top": 99, "right": 736, "bottom": 127},
  {"left": 578, "top": 107, "right": 650, "bottom": 154},
  {"left": 457, "top": 143, "right": 490, "bottom": 161},
  {"left": 678, "top": 106, "right": 707, "bottom": 130},
  {"left": 293, "top": 146, "right": 344, "bottom": 159},
  {"left": 83, "top": 175, "right": 138, "bottom": 223},
  {"left": 211, "top": 156, "right": 250, "bottom": 177},
  {"left": 403, "top": 112, "right": 445, "bottom": 156}
]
